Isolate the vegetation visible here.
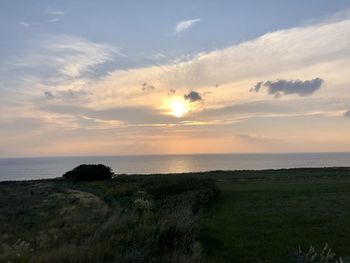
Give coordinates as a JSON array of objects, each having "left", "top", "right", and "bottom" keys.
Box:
[
  {"left": 0, "top": 174, "right": 218, "bottom": 262},
  {"left": 297, "top": 243, "right": 343, "bottom": 263},
  {"left": 62, "top": 164, "right": 114, "bottom": 181},
  {"left": 1, "top": 167, "right": 350, "bottom": 262},
  {"left": 200, "top": 168, "right": 350, "bottom": 262}
]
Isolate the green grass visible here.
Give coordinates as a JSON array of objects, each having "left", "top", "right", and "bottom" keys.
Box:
[
  {"left": 200, "top": 168, "right": 350, "bottom": 262},
  {"left": 2, "top": 168, "right": 350, "bottom": 262},
  {"left": 0, "top": 175, "right": 218, "bottom": 263}
]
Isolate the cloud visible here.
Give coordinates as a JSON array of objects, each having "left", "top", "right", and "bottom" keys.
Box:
[
  {"left": 44, "top": 91, "right": 54, "bottom": 98},
  {"left": 184, "top": 91, "right": 202, "bottom": 102},
  {"left": 146, "top": 53, "right": 166, "bottom": 60},
  {"left": 43, "top": 9, "right": 64, "bottom": 23},
  {"left": 38, "top": 103, "right": 179, "bottom": 125},
  {"left": 4, "top": 15, "right": 350, "bottom": 156},
  {"left": 43, "top": 9, "right": 65, "bottom": 16},
  {"left": 250, "top": 81, "right": 263, "bottom": 93},
  {"left": 19, "top": 21, "right": 31, "bottom": 27},
  {"left": 344, "top": 110, "right": 350, "bottom": 118},
  {"left": 81, "top": 17, "right": 350, "bottom": 114},
  {"left": 47, "top": 36, "right": 121, "bottom": 78},
  {"left": 197, "top": 98, "right": 348, "bottom": 120},
  {"left": 48, "top": 18, "right": 61, "bottom": 23},
  {"left": 141, "top": 82, "right": 156, "bottom": 92},
  {"left": 175, "top": 19, "right": 201, "bottom": 34},
  {"left": 43, "top": 89, "right": 87, "bottom": 99},
  {"left": 15, "top": 35, "right": 122, "bottom": 79},
  {"left": 250, "top": 78, "right": 324, "bottom": 98},
  {"left": 18, "top": 17, "right": 349, "bottom": 113},
  {"left": 168, "top": 89, "right": 176, "bottom": 96}
]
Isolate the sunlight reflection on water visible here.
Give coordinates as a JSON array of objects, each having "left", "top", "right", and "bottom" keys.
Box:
[{"left": 1, "top": 152, "right": 350, "bottom": 181}]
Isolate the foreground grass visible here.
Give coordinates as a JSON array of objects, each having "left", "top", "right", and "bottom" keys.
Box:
[
  {"left": 200, "top": 168, "right": 350, "bottom": 262},
  {"left": 0, "top": 175, "right": 218, "bottom": 262},
  {"left": 2, "top": 168, "right": 350, "bottom": 262}
]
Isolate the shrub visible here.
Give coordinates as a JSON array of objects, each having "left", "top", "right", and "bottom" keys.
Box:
[{"left": 62, "top": 164, "right": 114, "bottom": 181}]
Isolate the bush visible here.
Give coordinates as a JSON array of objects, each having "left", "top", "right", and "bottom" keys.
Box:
[{"left": 62, "top": 164, "right": 114, "bottom": 181}]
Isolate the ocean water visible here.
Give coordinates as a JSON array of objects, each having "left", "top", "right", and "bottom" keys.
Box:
[{"left": 0, "top": 152, "right": 350, "bottom": 181}]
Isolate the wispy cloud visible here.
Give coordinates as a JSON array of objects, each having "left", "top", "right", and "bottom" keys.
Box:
[
  {"left": 47, "top": 18, "right": 61, "bottom": 23},
  {"left": 47, "top": 36, "right": 124, "bottom": 77},
  {"left": 17, "top": 35, "right": 123, "bottom": 78},
  {"left": 42, "top": 8, "right": 64, "bottom": 24},
  {"left": 42, "top": 9, "right": 65, "bottom": 16},
  {"left": 80, "top": 16, "right": 350, "bottom": 120},
  {"left": 4, "top": 15, "right": 350, "bottom": 155},
  {"left": 146, "top": 53, "right": 166, "bottom": 60},
  {"left": 175, "top": 19, "right": 201, "bottom": 34},
  {"left": 18, "top": 21, "right": 31, "bottom": 27}
]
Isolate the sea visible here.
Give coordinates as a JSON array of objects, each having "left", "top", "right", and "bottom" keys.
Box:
[{"left": 1, "top": 152, "right": 350, "bottom": 181}]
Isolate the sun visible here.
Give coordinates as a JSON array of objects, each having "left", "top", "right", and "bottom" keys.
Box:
[{"left": 169, "top": 98, "right": 189, "bottom": 117}]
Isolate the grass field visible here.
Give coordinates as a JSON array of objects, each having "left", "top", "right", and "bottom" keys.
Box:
[
  {"left": 200, "top": 168, "right": 350, "bottom": 262},
  {"left": 0, "top": 175, "right": 218, "bottom": 262},
  {"left": 1, "top": 168, "right": 350, "bottom": 262}
]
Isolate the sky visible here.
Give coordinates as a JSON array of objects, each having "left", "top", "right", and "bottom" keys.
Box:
[{"left": 2, "top": 1, "right": 350, "bottom": 157}]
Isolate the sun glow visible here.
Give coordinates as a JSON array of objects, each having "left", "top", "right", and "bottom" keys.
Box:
[{"left": 169, "top": 98, "right": 189, "bottom": 117}]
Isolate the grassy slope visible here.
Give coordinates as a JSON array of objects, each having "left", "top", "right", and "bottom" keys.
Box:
[
  {"left": 0, "top": 175, "right": 218, "bottom": 263},
  {"left": 2, "top": 168, "right": 350, "bottom": 262},
  {"left": 200, "top": 168, "right": 350, "bottom": 262}
]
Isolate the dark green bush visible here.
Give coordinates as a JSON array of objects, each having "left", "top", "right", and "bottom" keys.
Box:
[{"left": 62, "top": 164, "right": 114, "bottom": 181}]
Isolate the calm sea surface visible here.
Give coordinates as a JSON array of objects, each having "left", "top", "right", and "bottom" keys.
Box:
[{"left": 1, "top": 152, "right": 350, "bottom": 181}]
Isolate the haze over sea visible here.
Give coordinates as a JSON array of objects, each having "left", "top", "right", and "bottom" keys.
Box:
[{"left": 1, "top": 152, "right": 350, "bottom": 181}]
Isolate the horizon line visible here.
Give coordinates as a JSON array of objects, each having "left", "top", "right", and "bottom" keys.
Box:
[{"left": 1, "top": 151, "right": 350, "bottom": 160}]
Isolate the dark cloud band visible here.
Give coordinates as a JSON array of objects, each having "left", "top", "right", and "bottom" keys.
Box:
[{"left": 250, "top": 78, "right": 324, "bottom": 98}]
